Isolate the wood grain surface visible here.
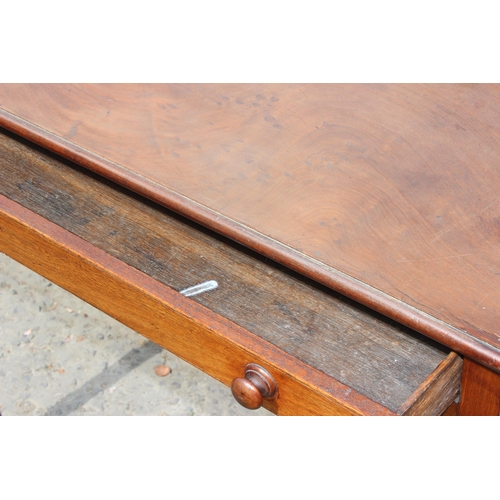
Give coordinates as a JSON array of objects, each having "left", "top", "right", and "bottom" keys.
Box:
[
  {"left": 1, "top": 84, "right": 499, "bottom": 368},
  {"left": 399, "top": 352, "right": 462, "bottom": 416},
  {"left": 458, "top": 358, "right": 500, "bottom": 416},
  {"left": 0, "top": 130, "right": 457, "bottom": 413}
]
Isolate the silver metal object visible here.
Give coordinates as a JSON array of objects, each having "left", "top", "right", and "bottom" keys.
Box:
[{"left": 179, "top": 280, "right": 218, "bottom": 297}]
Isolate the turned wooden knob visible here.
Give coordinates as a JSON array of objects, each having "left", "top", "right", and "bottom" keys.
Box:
[{"left": 231, "top": 363, "right": 278, "bottom": 410}]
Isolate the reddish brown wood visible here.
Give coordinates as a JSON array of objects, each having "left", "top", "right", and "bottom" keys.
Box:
[
  {"left": 231, "top": 378, "right": 263, "bottom": 410},
  {"left": 458, "top": 358, "right": 500, "bottom": 416},
  {"left": 441, "top": 402, "right": 458, "bottom": 416},
  {"left": 1, "top": 84, "right": 500, "bottom": 372},
  {"left": 231, "top": 363, "right": 278, "bottom": 410}
]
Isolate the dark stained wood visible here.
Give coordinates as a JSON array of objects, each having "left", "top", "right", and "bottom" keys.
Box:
[
  {"left": 1, "top": 194, "right": 388, "bottom": 416},
  {"left": 1, "top": 84, "right": 500, "bottom": 372},
  {"left": 0, "top": 129, "right": 458, "bottom": 413},
  {"left": 399, "top": 352, "right": 462, "bottom": 416},
  {"left": 458, "top": 358, "right": 500, "bottom": 416}
]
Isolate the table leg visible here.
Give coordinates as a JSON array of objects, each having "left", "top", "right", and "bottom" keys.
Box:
[{"left": 458, "top": 357, "right": 500, "bottom": 416}]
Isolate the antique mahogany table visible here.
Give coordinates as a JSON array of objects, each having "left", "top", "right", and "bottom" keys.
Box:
[{"left": 1, "top": 84, "right": 499, "bottom": 415}]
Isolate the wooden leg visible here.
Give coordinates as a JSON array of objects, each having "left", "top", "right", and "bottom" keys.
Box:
[{"left": 458, "top": 358, "right": 500, "bottom": 416}]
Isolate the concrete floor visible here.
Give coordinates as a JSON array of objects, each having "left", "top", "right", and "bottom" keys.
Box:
[{"left": 0, "top": 252, "right": 272, "bottom": 416}]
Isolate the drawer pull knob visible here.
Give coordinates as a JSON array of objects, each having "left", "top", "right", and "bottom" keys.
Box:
[{"left": 231, "top": 363, "right": 278, "bottom": 410}]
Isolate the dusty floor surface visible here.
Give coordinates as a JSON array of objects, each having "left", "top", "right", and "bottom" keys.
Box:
[{"left": 0, "top": 253, "right": 272, "bottom": 416}]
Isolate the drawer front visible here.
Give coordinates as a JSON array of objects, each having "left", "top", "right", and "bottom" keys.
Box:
[
  {"left": 1, "top": 195, "right": 394, "bottom": 416},
  {"left": 0, "top": 130, "right": 462, "bottom": 415}
]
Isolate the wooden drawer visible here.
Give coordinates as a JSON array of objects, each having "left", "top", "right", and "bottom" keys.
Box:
[{"left": 0, "top": 130, "right": 462, "bottom": 415}]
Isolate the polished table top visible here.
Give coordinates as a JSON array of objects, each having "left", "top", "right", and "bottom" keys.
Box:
[{"left": 1, "top": 84, "right": 499, "bottom": 370}]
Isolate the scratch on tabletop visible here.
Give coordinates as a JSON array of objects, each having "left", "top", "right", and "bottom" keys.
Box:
[
  {"left": 397, "top": 253, "right": 473, "bottom": 263},
  {"left": 430, "top": 201, "right": 499, "bottom": 243}
]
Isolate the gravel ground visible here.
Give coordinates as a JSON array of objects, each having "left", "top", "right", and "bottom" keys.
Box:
[{"left": 0, "top": 252, "right": 272, "bottom": 416}]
